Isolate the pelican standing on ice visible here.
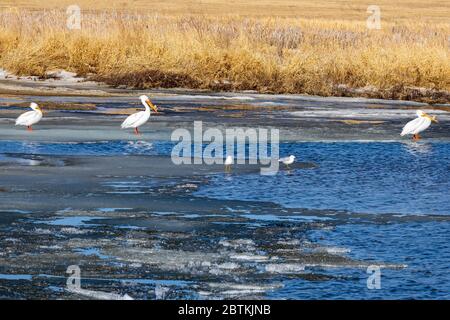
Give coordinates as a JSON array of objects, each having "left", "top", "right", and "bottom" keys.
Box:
[
  {"left": 401, "top": 110, "right": 438, "bottom": 140},
  {"left": 121, "top": 95, "right": 158, "bottom": 135},
  {"left": 224, "top": 155, "right": 233, "bottom": 172},
  {"left": 15, "top": 102, "right": 43, "bottom": 131},
  {"left": 279, "top": 155, "right": 295, "bottom": 169}
]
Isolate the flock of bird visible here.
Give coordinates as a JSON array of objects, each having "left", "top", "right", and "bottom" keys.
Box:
[
  {"left": 16, "top": 95, "right": 158, "bottom": 134},
  {"left": 13, "top": 95, "right": 439, "bottom": 170}
]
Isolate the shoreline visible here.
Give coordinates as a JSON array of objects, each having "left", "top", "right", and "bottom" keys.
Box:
[
  {"left": 0, "top": 74, "right": 450, "bottom": 110},
  {"left": 1, "top": 75, "right": 449, "bottom": 105}
]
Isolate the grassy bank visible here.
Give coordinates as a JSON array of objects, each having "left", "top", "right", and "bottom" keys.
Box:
[{"left": 0, "top": 3, "right": 449, "bottom": 103}]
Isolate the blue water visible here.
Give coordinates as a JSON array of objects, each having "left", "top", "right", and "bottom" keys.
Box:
[
  {"left": 193, "top": 141, "right": 450, "bottom": 299},
  {"left": 269, "top": 221, "right": 450, "bottom": 300},
  {"left": 0, "top": 140, "right": 170, "bottom": 156},
  {"left": 37, "top": 216, "right": 105, "bottom": 227},
  {"left": 197, "top": 141, "right": 450, "bottom": 215},
  {"left": 2, "top": 139, "right": 450, "bottom": 299},
  {"left": 2, "top": 140, "right": 449, "bottom": 215}
]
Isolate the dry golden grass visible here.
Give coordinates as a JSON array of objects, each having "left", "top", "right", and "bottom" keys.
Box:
[
  {"left": 0, "top": 1, "right": 449, "bottom": 102},
  {"left": 3, "top": 0, "right": 449, "bottom": 22}
]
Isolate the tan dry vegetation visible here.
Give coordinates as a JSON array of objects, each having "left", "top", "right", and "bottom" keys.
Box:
[
  {"left": 2, "top": 0, "right": 449, "bottom": 22},
  {"left": 1, "top": 101, "right": 96, "bottom": 110},
  {"left": 0, "top": 1, "right": 449, "bottom": 102}
]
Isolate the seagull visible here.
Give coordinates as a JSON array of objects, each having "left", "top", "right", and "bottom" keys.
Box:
[
  {"left": 224, "top": 155, "right": 233, "bottom": 172},
  {"left": 15, "top": 102, "right": 43, "bottom": 131},
  {"left": 121, "top": 95, "right": 158, "bottom": 135},
  {"left": 279, "top": 155, "right": 295, "bottom": 169},
  {"left": 401, "top": 110, "right": 438, "bottom": 140}
]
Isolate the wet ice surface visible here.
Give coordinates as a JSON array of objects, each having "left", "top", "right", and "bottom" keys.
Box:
[
  {"left": 0, "top": 92, "right": 449, "bottom": 299},
  {"left": 0, "top": 145, "right": 449, "bottom": 299},
  {"left": 0, "top": 205, "right": 414, "bottom": 299},
  {"left": 1, "top": 91, "right": 449, "bottom": 142}
]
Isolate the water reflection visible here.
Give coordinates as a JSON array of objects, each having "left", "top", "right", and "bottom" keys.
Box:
[
  {"left": 20, "top": 141, "right": 39, "bottom": 155},
  {"left": 402, "top": 141, "right": 433, "bottom": 156}
]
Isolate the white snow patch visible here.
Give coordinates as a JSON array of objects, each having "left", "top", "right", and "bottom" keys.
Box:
[
  {"left": 67, "top": 288, "right": 133, "bottom": 300},
  {"left": 230, "top": 254, "right": 268, "bottom": 261},
  {"left": 265, "top": 263, "right": 305, "bottom": 273}
]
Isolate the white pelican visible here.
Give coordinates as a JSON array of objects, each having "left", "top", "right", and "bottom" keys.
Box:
[
  {"left": 224, "top": 155, "right": 233, "bottom": 172},
  {"left": 401, "top": 110, "right": 438, "bottom": 140},
  {"left": 121, "top": 95, "right": 158, "bottom": 135},
  {"left": 15, "top": 102, "right": 43, "bottom": 131},
  {"left": 279, "top": 155, "right": 295, "bottom": 169}
]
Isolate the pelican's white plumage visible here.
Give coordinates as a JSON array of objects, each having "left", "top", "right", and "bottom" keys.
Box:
[
  {"left": 15, "top": 102, "right": 43, "bottom": 130},
  {"left": 401, "top": 117, "right": 430, "bottom": 135},
  {"left": 121, "top": 95, "right": 158, "bottom": 135},
  {"left": 401, "top": 110, "right": 437, "bottom": 140}
]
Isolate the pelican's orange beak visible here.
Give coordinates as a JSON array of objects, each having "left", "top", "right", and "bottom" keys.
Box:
[
  {"left": 37, "top": 106, "right": 44, "bottom": 114},
  {"left": 424, "top": 112, "right": 438, "bottom": 123},
  {"left": 146, "top": 99, "right": 158, "bottom": 113}
]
